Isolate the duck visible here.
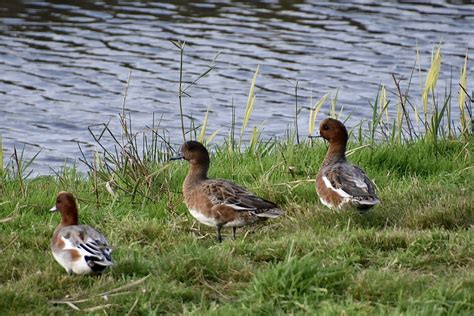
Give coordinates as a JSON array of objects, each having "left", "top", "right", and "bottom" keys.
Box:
[
  {"left": 315, "top": 118, "right": 379, "bottom": 210},
  {"left": 171, "top": 141, "right": 284, "bottom": 242},
  {"left": 50, "top": 191, "right": 113, "bottom": 274}
]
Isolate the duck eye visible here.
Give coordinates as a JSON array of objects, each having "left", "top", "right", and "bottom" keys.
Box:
[{"left": 323, "top": 125, "right": 329, "bottom": 130}]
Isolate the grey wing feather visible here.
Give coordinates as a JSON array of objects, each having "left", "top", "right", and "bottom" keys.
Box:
[
  {"left": 59, "top": 225, "right": 109, "bottom": 246},
  {"left": 327, "top": 164, "right": 378, "bottom": 199},
  {"left": 59, "top": 225, "right": 113, "bottom": 265},
  {"left": 203, "top": 179, "right": 280, "bottom": 213}
]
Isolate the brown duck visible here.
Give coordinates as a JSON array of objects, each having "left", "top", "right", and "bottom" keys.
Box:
[
  {"left": 316, "top": 118, "right": 379, "bottom": 210},
  {"left": 171, "top": 141, "right": 284, "bottom": 242}
]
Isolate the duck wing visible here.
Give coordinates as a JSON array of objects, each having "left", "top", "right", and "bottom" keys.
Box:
[
  {"left": 202, "top": 179, "right": 283, "bottom": 217},
  {"left": 323, "top": 163, "right": 379, "bottom": 205},
  {"left": 58, "top": 225, "right": 113, "bottom": 268}
]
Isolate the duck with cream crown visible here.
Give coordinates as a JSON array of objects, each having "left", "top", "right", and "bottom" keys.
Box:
[{"left": 50, "top": 192, "right": 113, "bottom": 274}]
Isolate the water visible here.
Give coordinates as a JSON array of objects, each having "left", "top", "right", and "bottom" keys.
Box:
[{"left": 1, "top": 0, "right": 473, "bottom": 174}]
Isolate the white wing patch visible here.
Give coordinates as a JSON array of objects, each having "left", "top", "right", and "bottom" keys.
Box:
[
  {"left": 322, "top": 175, "right": 352, "bottom": 198},
  {"left": 60, "top": 235, "right": 77, "bottom": 250},
  {"left": 322, "top": 174, "right": 378, "bottom": 209},
  {"left": 321, "top": 175, "right": 353, "bottom": 209},
  {"left": 224, "top": 203, "right": 255, "bottom": 211},
  {"left": 62, "top": 235, "right": 102, "bottom": 259},
  {"left": 54, "top": 236, "right": 94, "bottom": 274}
]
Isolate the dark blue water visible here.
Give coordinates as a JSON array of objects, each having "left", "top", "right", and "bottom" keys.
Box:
[{"left": 0, "top": 0, "right": 473, "bottom": 173}]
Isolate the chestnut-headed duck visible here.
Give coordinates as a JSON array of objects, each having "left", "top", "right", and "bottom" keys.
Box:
[
  {"left": 171, "top": 141, "right": 284, "bottom": 242},
  {"left": 316, "top": 118, "right": 379, "bottom": 210},
  {"left": 50, "top": 192, "right": 113, "bottom": 274}
]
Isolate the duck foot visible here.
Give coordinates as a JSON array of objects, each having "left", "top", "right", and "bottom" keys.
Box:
[{"left": 216, "top": 225, "right": 223, "bottom": 243}]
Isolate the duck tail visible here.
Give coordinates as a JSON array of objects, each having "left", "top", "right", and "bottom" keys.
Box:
[{"left": 355, "top": 197, "right": 380, "bottom": 210}]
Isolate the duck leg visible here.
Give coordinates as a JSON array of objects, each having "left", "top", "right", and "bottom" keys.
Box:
[
  {"left": 232, "top": 227, "right": 237, "bottom": 240},
  {"left": 216, "top": 225, "right": 223, "bottom": 242}
]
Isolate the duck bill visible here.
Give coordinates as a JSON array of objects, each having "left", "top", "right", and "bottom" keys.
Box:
[
  {"left": 169, "top": 153, "right": 184, "bottom": 161},
  {"left": 49, "top": 206, "right": 58, "bottom": 212}
]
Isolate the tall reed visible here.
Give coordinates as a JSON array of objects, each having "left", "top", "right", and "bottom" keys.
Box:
[
  {"left": 459, "top": 52, "right": 470, "bottom": 137},
  {"left": 240, "top": 65, "right": 259, "bottom": 148},
  {"left": 305, "top": 45, "right": 472, "bottom": 145}
]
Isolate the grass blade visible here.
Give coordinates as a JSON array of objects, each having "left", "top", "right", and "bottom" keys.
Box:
[
  {"left": 330, "top": 89, "right": 339, "bottom": 119},
  {"left": 198, "top": 107, "right": 210, "bottom": 143},
  {"left": 422, "top": 44, "right": 442, "bottom": 116},
  {"left": 240, "top": 65, "right": 259, "bottom": 147},
  {"left": 308, "top": 93, "right": 329, "bottom": 136},
  {"left": 206, "top": 128, "right": 221, "bottom": 145},
  {"left": 0, "top": 135, "right": 3, "bottom": 175},
  {"left": 459, "top": 51, "right": 468, "bottom": 136},
  {"left": 379, "top": 84, "right": 388, "bottom": 123}
]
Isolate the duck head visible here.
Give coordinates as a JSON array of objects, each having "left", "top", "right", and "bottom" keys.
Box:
[
  {"left": 171, "top": 141, "right": 210, "bottom": 165},
  {"left": 50, "top": 191, "right": 79, "bottom": 226},
  {"left": 319, "top": 118, "right": 349, "bottom": 145}
]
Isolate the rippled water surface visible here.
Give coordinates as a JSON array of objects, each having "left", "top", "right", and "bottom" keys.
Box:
[{"left": 1, "top": 0, "right": 473, "bottom": 173}]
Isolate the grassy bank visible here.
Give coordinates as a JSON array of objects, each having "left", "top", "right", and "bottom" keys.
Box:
[{"left": 0, "top": 137, "right": 473, "bottom": 314}]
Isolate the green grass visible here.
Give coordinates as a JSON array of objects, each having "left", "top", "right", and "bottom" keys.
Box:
[{"left": 1, "top": 138, "right": 473, "bottom": 315}]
